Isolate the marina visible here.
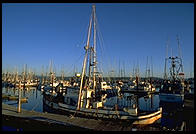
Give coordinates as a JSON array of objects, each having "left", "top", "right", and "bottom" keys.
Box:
[
  {"left": 2, "top": 3, "right": 194, "bottom": 131},
  {"left": 2, "top": 82, "right": 194, "bottom": 131}
]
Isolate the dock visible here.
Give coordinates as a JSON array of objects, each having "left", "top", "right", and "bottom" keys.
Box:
[
  {"left": 2, "top": 94, "right": 28, "bottom": 103},
  {"left": 2, "top": 103, "right": 136, "bottom": 131}
]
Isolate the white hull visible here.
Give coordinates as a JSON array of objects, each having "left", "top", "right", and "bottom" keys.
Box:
[
  {"left": 159, "top": 93, "right": 184, "bottom": 103},
  {"left": 58, "top": 102, "right": 162, "bottom": 120}
]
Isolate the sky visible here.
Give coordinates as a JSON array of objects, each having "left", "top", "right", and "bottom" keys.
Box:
[{"left": 2, "top": 3, "right": 194, "bottom": 78}]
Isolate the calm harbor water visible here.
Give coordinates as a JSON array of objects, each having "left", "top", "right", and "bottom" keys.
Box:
[{"left": 2, "top": 86, "right": 193, "bottom": 130}]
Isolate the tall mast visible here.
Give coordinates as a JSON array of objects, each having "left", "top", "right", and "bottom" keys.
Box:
[
  {"left": 93, "top": 5, "right": 97, "bottom": 92},
  {"left": 88, "top": 47, "right": 93, "bottom": 83},
  {"left": 77, "top": 8, "right": 93, "bottom": 111}
]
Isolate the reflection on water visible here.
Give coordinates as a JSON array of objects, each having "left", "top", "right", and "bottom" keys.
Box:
[
  {"left": 2, "top": 87, "right": 43, "bottom": 112},
  {"left": 103, "top": 93, "right": 160, "bottom": 112}
]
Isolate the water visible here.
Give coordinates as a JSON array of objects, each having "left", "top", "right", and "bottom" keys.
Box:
[
  {"left": 2, "top": 86, "right": 194, "bottom": 131},
  {"left": 2, "top": 87, "right": 43, "bottom": 112}
]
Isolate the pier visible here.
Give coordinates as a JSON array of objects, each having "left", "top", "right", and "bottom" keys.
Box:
[{"left": 2, "top": 103, "right": 136, "bottom": 131}]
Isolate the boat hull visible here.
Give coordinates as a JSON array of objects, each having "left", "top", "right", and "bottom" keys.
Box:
[{"left": 43, "top": 92, "right": 162, "bottom": 124}]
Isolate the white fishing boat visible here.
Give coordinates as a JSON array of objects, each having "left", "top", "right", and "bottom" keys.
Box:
[{"left": 43, "top": 5, "right": 162, "bottom": 124}]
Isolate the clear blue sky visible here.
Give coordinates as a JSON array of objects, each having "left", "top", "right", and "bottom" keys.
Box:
[{"left": 2, "top": 3, "right": 194, "bottom": 78}]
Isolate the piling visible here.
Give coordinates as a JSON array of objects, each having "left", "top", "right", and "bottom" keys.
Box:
[{"left": 17, "top": 81, "right": 21, "bottom": 113}]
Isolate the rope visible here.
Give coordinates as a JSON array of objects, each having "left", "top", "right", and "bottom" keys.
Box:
[{"left": 96, "top": 16, "right": 113, "bottom": 78}]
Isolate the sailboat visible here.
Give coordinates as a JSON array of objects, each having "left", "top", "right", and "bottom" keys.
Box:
[{"left": 43, "top": 5, "right": 162, "bottom": 123}]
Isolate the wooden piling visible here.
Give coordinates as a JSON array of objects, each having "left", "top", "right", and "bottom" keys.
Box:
[{"left": 17, "top": 81, "right": 21, "bottom": 113}]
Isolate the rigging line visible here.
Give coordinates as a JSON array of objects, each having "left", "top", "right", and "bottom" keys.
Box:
[
  {"left": 64, "top": 52, "right": 85, "bottom": 76},
  {"left": 96, "top": 20, "right": 106, "bottom": 65},
  {"left": 96, "top": 19, "right": 109, "bottom": 76},
  {"left": 66, "top": 13, "right": 94, "bottom": 77},
  {"left": 96, "top": 17, "right": 113, "bottom": 76},
  {"left": 79, "top": 16, "right": 90, "bottom": 49}
]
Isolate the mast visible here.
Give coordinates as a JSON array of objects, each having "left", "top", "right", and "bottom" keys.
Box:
[
  {"left": 23, "top": 64, "right": 27, "bottom": 89},
  {"left": 93, "top": 5, "right": 97, "bottom": 92},
  {"left": 177, "top": 35, "right": 183, "bottom": 73},
  {"left": 123, "top": 61, "right": 125, "bottom": 80},
  {"left": 151, "top": 56, "right": 153, "bottom": 78},
  {"left": 133, "top": 62, "right": 135, "bottom": 80},
  {"left": 88, "top": 47, "right": 93, "bottom": 84},
  {"left": 145, "top": 56, "right": 149, "bottom": 79},
  {"left": 41, "top": 65, "right": 44, "bottom": 84},
  {"left": 164, "top": 39, "right": 169, "bottom": 80},
  {"left": 61, "top": 68, "right": 64, "bottom": 82},
  {"left": 50, "top": 60, "right": 54, "bottom": 83},
  {"left": 190, "top": 62, "right": 192, "bottom": 78},
  {"left": 77, "top": 8, "right": 93, "bottom": 111}
]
